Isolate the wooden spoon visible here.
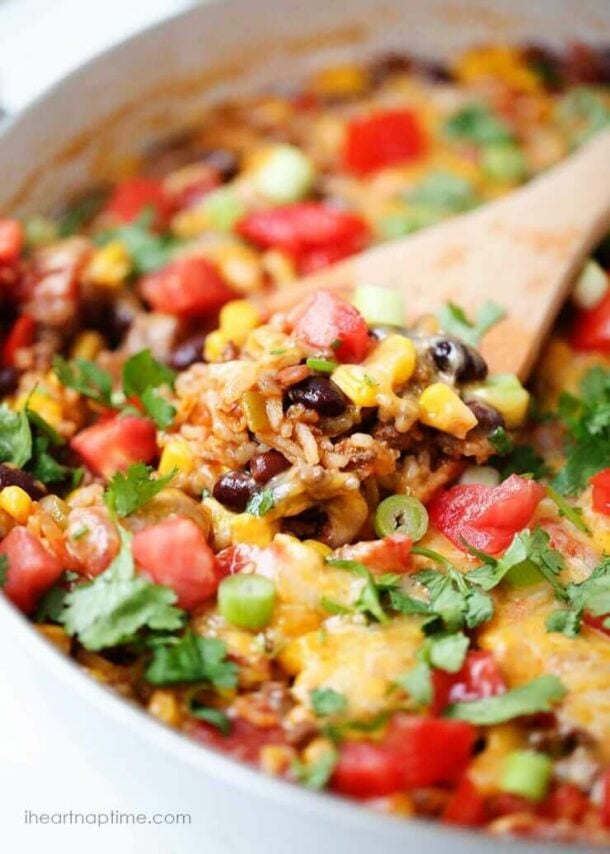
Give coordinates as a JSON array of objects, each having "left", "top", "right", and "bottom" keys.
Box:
[{"left": 262, "top": 128, "right": 610, "bottom": 379}]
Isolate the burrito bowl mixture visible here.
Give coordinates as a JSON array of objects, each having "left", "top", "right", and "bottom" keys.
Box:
[{"left": 1, "top": 43, "right": 610, "bottom": 843}]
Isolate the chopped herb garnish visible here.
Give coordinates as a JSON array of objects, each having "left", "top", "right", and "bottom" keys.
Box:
[
  {"left": 547, "top": 555, "right": 610, "bottom": 637},
  {"left": 187, "top": 700, "right": 232, "bottom": 735},
  {"left": 305, "top": 357, "right": 338, "bottom": 374},
  {"left": 311, "top": 688, "right": 348, "bottom": 717},
  {"left": 327, "top": 559, "right": 396, "bottom": 623},
  {"left": 0, "top": 403, "right": 78, "bottom": 488},
  {"left": 96, "top": 209, "right": 181, "bottom": 274},
  {"left": 496, "top": 443, "right": 549, "bottom": 480},
  {"left": 395, "top": 660, "right": 433, "bottom": 707},
  {"left": 0, "top": 554, "right": 8, "bottom": 587},
  {"left": 122, "top": 349, "right": 177, "bottom": 428},
  {"left": 292, "top": 749, "right": 338, "bottom": 791},
  {"left": 444, "top": 103, "right": 514, "bottom": 146},
  {"left": 552, "top": 367, "right": 610, "bottom": 495},
  {"left": 445, "top": 675, "right": 566, "bottom": 724},
  {"left": 438, "top": 300, "right": 505, "bottom": 347},
  {"left": 246, "top": 488, "right": 275, "bottom": 517},
  {"left": 104, "top": 462, "right": 175, "bottom": 518},
  {"left": 489, "top": 426, "right": 514, "bottom": 455},
  {"left": 546, "top": 485, "right": 590, "bottom": 535},
  {"left": 52, "top": 356, "right": 113, "bottom": 406},
  {"left": 60, "top": 527, "right": 184, "bottom": 650},
  {"left": 0, "top": 405, "right": 32, "bottom": 467},
  {"left": 145, "top": 630, "right": 237, "bottom": 689}
]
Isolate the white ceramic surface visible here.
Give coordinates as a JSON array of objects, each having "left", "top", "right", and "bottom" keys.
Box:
[{"left": 2, "top": 3, "right": 610, "bottom": 853}]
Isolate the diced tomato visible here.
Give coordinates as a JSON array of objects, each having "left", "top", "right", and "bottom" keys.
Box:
[
  {"left": 331, "top": 714, "right": 475, "bottom": 798},
  {"left": 540, "top": 784, "right": 589, "bottom": 823},
  {"left": 343, "top": 109, "right": 427, "bottom": 176},
  {"left": 132, "top": 517, "right": 219, "bottom": 610},
  {"left": 188, "top": 716, "right": 285, "bottom": 764},
  {"left": 333, "top": 534, "right": 412, "bottom": 573},
  {"left": 429, "top": 474, "right": 545, "bottom": 554},
  {"left": 0, "top": 218, "right": 24, "bottom": 264},
  {"left": 293, "top": 290, "right": 371, "bottom": 363},
  {"left": 331, "top": 741, "right": 405, "bottom": 799},
  {"left": 591, "top": 468, "right": 610, "bottom": 515},
  {"left": 601, "top": 770, "right": 610, "bottom": 828},
  {"left": 583, "top": 611, "right": 610, "bottom": 637},
  {"left": 71, "top": 415, "right": 158, "bottom": 480},
  {"left": 571, "top": 290, "right": 610, "bottom": 352},
  {"left": 215, "top": 544, "right": 267, "bottom": 577},
  {"left": 66, "top": 507, "right": 120, "bottom": 577},
  {"left": 237, "top": 202, "right": 370, "bottom": 274},
  {"left": 442, "top": 777, "right": 486, "bottom": 827},
  {"left": 0, "top": 527, "right": 63, "bottom": 613},
  {"left": 3, "top": 314, "right": 35, "bottom": 366},
  {"left": 489, "top": 792, "right": 536, "bottom": 818},
  {"left": 431, "top": 651, "right": 506, "bottom": 715},
  {"left": 140, "top": 256, "right": 235, "bottom": 317},
  {"left": 104, "top": 178, "right": 173, "bottom": 228}
]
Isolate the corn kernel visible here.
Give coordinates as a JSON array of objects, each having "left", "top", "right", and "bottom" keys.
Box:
[
  {"left": 0, "top": 486, "right": 33, "bottom": 524},
  {"left": 159, "top": 438, "right": 194, "bottom": 476},
  {"left": 311, "top": 64, "right": 369, "bottom": 97},
  {"left": 85, "top": 240, "right": 131, "bottom": 287},
  {"left": 260, "top": 744, "right": 296, "bottom": 776},
  {"left": 219, "top": 300, "right": 261, "bottom": 347},
  {"left": 204, "top": 329, "right": 229, "bottom": 362},
  {"left": 331, "top": 365, "right": 380, "bottom": 407},
  {"left": 466, "top": 374, "right": 530, "bottom": 429},
  {"left": 469, "top": 725, "right": 524, "bottom": 794},
  {"left": 303, "top": 539, "right": 333, "bottom": 559},
  {"left": 203, "top": 496, "right": 235, "bottom": 551},
  {"left": 231, "top": 512, "right": 279, "bottom": 546},
  {"left": 363, "top": 335, "right": 416, "bottom": 388},
  {"left": 418, "top": 382, "right": 478, "bottom": 439},
  {"left": 148, "top": 689, "right": 181, "bottom": 727},
  {"left": 70, "top": 330, "right": 105, "bottom": 361},
  {"left": 16, "top": 389, "right": 63, "bottom": 430},
  {"left": 207, "top": 241, "right": 264, "bottom": 294}
]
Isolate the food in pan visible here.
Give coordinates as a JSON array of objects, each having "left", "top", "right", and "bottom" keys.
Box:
[{"left": 1, "top": 43, "right": 610, "bottom": 843}]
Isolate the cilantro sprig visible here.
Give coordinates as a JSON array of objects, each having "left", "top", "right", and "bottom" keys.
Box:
[
  {"left": 547, "top": 555, "right": 610, "bottom": 637},
  {"left": 445, "top": 674, "right": 566, "bottom": 724},
  {"left": 60, "top": 527, "right": 184, "bottom": 650},
  {"left": 104, "top": 462, "right": 175, "bottom": 517},
  {"left": 438, "top": 300, "right": 505, "bottom": 347},
  {"left": 145, "top": 630, "right": 237, "bottom": 689},
  {"left": 53, "top": 348, "right": 177, "bottom": 429}
]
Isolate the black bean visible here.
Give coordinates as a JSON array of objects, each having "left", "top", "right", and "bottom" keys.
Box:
[
  {"left": 212, "top": 470, "right": 257, "bottom": 512},
  {"left": 429, "top": 337, "right": 488, "bottom": 383},
  {"left": 168, "top": 333, "right": 207, "bottom": 370},
  {"left": 0, "top": 365, "right": 19, "bottom": 396},
  {"left": 286, "top": 376, "right": 348, "bottom": 417},
  {"left": 0, "top": 463, "right": 47, "bottom": 500},
  {"left": 466, "top": 400, "right": 505, "bottom": 432},
  {"left": 250, "top": 450, "right": 290, "bottom": 484}
]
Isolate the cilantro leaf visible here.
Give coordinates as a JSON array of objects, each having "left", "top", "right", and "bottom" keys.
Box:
[
  {"left": 327, "top": 559, "right": 391, "bottom": 624},
  {"left": 445, "top": 675, "right": 566, "bottom": 724},
  {"left": 395, "top": 661, "right": 433, "bottom": 707},
  {"left": 426, "top": 631, "right": 469, "bottom": 674},
  {"left": 246, "top": 488, "right": 275, "bottom": 517},
  {"left": 97, "top": 210, "right": 181, "bottom": 275},
  {"left": 145, "top": 630, "right": 237, "bottom": 689},
  {"left": 547, "top": 555, "right": 610, "bottom": 637},
  {"left": 187, "top": 702, "right": 231, "bottom": 735},
  {"left": 0, "top": 554, "right": 8, "bottom": 587},
  {"left": 53, "top": 356, "right": 113, "bottom": 406},
  {"left": 496, "top": 443, "right": 550, "bottom": 480},
  {"left": 444, "top": 103, "right": 514, "bottom": 145},
  {"left": 0, "top": 405, "right": 32, "bottom": 467},
  {"left": 122, "top": 350, "right": 177, "bottom": 429},
  {"left": 407, "top": 172, "right": 479, "bottom": 216},
  {"left": 104, "top": 462, "right": 175, "bottom": 517},
  {"left": 489, "top": 426, "right": 514, "bottom": 455},
  {"left": 552, "top": 367, "right": 610, "bottom": 495},
  {"left": 546, "top": 485, "right": 590, "bottom": 535},
  {"left": 438, "top": 300, "right": 505, "bottom": 347},
  {"left": 311, "top": 688, "right": 347, "bottom": 717},
  {"left": 292, "top": 749, "right": 338, "bottom": 791},
  {"left": 61, "top": 527, "right": 184, "bottom": 650}
]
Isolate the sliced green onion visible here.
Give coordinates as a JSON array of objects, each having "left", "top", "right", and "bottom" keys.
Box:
[
  {"left": 202, "top": 188, "right": 245, "bottom": 231},
  {"left": 466, "top": 374, "right": 529, "bottom": 429},
  {"left": 306, "top": 357, "right": 338, "bottom": 374},
  {"left": 24, "top": 215, "right": 59, "bottom": 249},
  {"left": 459, "top": 465, "right": 500, "bottom": 487},
  {"left": 218, "top": 574, "right": 276, "bottom": 630},
  {"left": 501, "top": 750, "right": 553, "bottom": 801},
  {"left": 353, "top": 285, "right": 406, "bottom": 328},
  {"left": 374, "top": 495, "right": 429, "bottom": 541},
  {"left": 572, "top": 259, "right": 608, "bottom": 310},
  {"left": 253, "top": 145, "right": 315, "bottom": 203},
  {"left": 481, "top": 144, "right": 527, "bottom": 182}
]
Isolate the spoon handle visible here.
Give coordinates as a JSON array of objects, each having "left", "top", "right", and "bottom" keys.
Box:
[{"left": 263, "top": 129, "right": 610, "bottom": 379}]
